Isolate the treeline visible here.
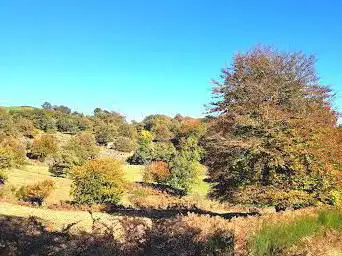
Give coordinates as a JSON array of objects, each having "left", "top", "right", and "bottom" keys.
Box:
[
  {"left": 1, "top": 45, "right": 342, "bottom": 211},
  {"left": 0, "top": 104, "right": 208, "bottom": 203}
]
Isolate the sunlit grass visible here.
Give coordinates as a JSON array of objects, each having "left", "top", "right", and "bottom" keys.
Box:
[
  {"left": 250, "top": 209, "right": 342, "bottom": 256},
  {"left": 0, "top": 202, "right": 120, "bottom": 233},
  {"left": 123, "top": 164, "right": 145, "bottom": 182},
  {"left": 4, "top": 161, "right": 211, "bottom": 206},
  {"left": 6, "top": 164, "right": 72, "bottom": 204}
]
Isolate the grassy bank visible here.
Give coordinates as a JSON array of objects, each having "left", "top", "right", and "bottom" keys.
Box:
[{"left": 250, "top": 209, "right": 342, "bottom": 256}]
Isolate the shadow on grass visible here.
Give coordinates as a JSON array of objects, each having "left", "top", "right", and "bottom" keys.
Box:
[
  {"left": 0, "top": 215, "right": 123, "bottom": 256},
  {"left": 0, "top": 214, "right": 235, "bottom": 256},
  {"left": 106, "top": 204, "right": 260, "bottom": 220},
  {"left": 135, "top": 181, "right": 186, "bottom": 197}
]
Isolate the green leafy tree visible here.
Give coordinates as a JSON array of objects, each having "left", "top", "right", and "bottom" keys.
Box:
[
  {"left": 167, "top": 154, "right": 198, "bottom": 194},
  {"left": 30, "top": 134, "right": 58, "bottom": 161},
  {"left": 143, "top": 115, "right": 174, "bottom": 141},
  {"left": 64, "top": 132, "right": 99, "bottom": 164},
  {"left": 94, "top": 124, "right": 117, "bottom": 145},
  {"left": 71, "top": 158, "right": 127, "bottom": 205},
  {"left": 32, "top": 109, "right": 56, "bottom": 132},
  {"left": 0, "top": 137, "right": 26, "bottom": 169},
  {"left": 49, "top": 151, "right": 79, "bottom": 177},
  {"left": 177, "top": 136, "right": 204, "bottom": 162},
  {"left": 111, "top": 136, "right": 136, "bottom": 152},
  {"left": 117, "top": 123, "right": 137, "bottom": 139},
  {"left": 153, "top": 142, "right": 177, "bottom": 162},
  {"left": 205, "top": 46, "right": 341, "bottom": 206},
  {"left": 56, "top": 116, "right": 78, "bottom": 134},
  {"left": 128, "top": 130, "right": 154, "bottom": 164},
  {"left": 42, "top": 102, "right": 52, "bottom": 110}
]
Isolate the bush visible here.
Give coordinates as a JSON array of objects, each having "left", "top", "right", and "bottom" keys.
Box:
[
  {"left": 230, "top": 187, "right": 315, "bottom": 210},
  {"left": 94, "top": 124, "right": 117, "bottom": 145},
  {"left": 56, "top": 116, "right": 78, "bottom": 134},
  {"left": 0, "top": 148, "right": 12, "bottom": 170},
  {"left": 148, "top": 213, "right": 234, "bottom": 256},
  {"left": 143, "top": 161, "right": 170, "bottom": 183},
  {"left": 32, "top": 110, "right": 56, "bottom": 132},
  {"left": 71, "top": 158, "right": 127, "bottom": 205},
  {"left": 167, "top": 155, "right": 199, "bottom": 194},
  {"left": 153, "top": 142, "right": 177, "bottom": 162},
  {"left": 0, "top": 138, "right": 26, "bottom": 169},
  {"left": 49, "top": 151, "right": 79, "bottom": 177},
  {"left": 29, "top": 134, "right": 58, "bottom": 161},
  {"left": 16, "top": 180, "right": 55, "bottom": 206},
  {"left": 15, "top": 118, "right": 37, "bottom": 138},
  {"left": 64, "top": 132, "right": 99, "bottom": 164},
  {"left": 0, "top": 109, "right": 17, "bottom": 136},
  {"left": 129, "top": 145, "right": 154, "bottom": 165},
  {"left": 111, "top": 136, "right": 136, "bottom": 152},
  {"left": 0, "top": 170, "right": 7, "bottom": 185}
]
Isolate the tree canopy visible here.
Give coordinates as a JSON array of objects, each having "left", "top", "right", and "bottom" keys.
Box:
[{"left": 205, "top": 46, "right": 342, "bottom": 207}]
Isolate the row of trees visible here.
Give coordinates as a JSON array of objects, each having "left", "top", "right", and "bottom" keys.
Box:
[
  {"left": 0, "top": 106, "right": 208, "bottom": 201},
  {"left": 1, "top": 45, "right": 341, "bottom": 210}
]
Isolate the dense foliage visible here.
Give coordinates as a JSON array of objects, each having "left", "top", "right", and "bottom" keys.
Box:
[
  {"left": 111, "top": 136, "right": 136, "bottom": 152},
  {"left": 206, "top": 46, "right": 342, "bottom": 207},
  {"left": 143, "top": 161, "right": 170, "bottom": 183},
  {"left": 29, "top": 134, "right": 59, "bottom": 161},
  {"left": 71, "top": 158, "right": 127, "bottom": 205},
  {"left": 0, "top": 137, "right": 26, "bottom": 169}
]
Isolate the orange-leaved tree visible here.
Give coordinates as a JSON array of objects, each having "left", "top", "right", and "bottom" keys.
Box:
[{"left": 205, "top": 46, "right": 342, "bottom": 209}]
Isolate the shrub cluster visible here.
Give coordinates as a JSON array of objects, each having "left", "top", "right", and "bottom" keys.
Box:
[
  {"left": 16, "top": 180, "right": 55, "bottom": 206},
  {"left": 49, "top": 132, "right": 100, "bottom": 177},
  {"left": 71, "top": 158, "right": 127, "bottom": 205},
  {"left": 0, "top": 137, "right": 26, "bottom": 169},
  {"left": 29, "top": 134, "right": 58, "bottom": 161},
  {"left": 111, "top": 136, "right": 136, "bottom": 152},
  {"left": 143, "top": 161, "right": 170, "bottom": 183}
]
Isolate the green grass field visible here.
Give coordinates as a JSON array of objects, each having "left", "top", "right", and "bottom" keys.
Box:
[
  {"left": 0, "top": 161, "right": 210, "bottom": 232},
  {"left": 0, "top": 201, "right": 129, "bottom": 233},
  {"left": 3, "top": 161, "right": 209, "bottom": 205},
  {"left": 6, "top": 163, "right": 72, "bottom": 205}
]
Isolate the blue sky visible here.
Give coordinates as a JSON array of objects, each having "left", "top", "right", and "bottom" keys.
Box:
[{"left": 0, "top": 1, "right": 341, "bottom": 121}]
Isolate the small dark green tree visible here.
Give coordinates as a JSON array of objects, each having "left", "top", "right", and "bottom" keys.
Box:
[
  {"left": 94, "top": 124, "right": 117, "bottom": 145},
  {"left": 167, "top": 154, "right": 198, "bottom": 194},
  {"left": 56, "top": 116, "right": 78, "bottom": 134},
  {"left": 153, "top": 142, "right": 177, "bottom": 162},
  {"left": 129, "top": 130, "right": 154, "bottom": 164},
  {"left": 49, "top": 151, "right": 79, "bottom": 177},
  {"left": 111, "top": 136, "right": 136, "bottom": 152}
]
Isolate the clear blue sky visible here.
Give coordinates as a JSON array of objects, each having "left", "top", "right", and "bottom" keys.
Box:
[{"left": 0, "top": 1, "right": 341, "bottom": 121}]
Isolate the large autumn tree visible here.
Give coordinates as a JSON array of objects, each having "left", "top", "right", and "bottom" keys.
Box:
[{"left": 206, "top": 46, "right": 342, "bottom": 208}]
